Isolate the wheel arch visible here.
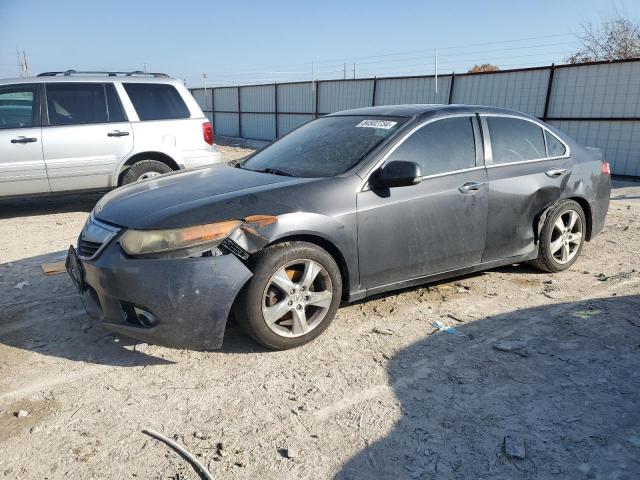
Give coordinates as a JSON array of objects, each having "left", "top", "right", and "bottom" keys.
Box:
[
  {"left": 117, "top": 152, "right": 180, "bottom": 186},
  {"left": 535, "top": 196, "right": 593, "bottom": 245},
  {"left": 566, "top": 196, "right": 593, "bottom": 241},
  {"left": 266, "top": 234, "right": 351, "bottom": 300}
]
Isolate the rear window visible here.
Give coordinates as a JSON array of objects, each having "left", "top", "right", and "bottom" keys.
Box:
[
  {"left": 241, "top": 116, "right": 405, "bottom": 177},
  {"left": 123, "top": 83, "right": 190, "bottom": 121}
]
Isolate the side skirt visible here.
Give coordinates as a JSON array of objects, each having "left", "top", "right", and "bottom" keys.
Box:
[{"left": 346, "top": 251, "right": 538, "bottom": 302}]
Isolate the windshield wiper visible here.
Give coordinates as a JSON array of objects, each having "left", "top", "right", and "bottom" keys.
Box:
[{"left": 260, "top": 168, "right": 296, "bottom": 177}]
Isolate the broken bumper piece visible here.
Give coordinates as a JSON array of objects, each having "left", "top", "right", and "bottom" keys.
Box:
[{"left": 77, "top": 242, "right": 252, "bottom": 349}]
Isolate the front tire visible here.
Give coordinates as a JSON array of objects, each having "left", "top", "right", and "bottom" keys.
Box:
[
  {"left": 235, "top": 241, "right": 342, "bottom": 350},
  {"left": 531, "top": 199, "right": 586, "bottom": 272},
  {"left": 122, "top": 160, "right": 173, "bottom": 185}
]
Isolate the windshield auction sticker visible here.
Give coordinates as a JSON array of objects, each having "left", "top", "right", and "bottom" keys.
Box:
[{"left": 356, "top": 120, "right": 398, "bottom": 129}]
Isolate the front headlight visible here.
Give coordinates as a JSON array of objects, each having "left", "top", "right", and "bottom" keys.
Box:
[{"left": 120, "top": 220, "right": 241, "bottom": 256}]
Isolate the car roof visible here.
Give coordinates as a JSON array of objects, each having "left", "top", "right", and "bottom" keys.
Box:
[
  {"left": 0, "top": 75, "right": 183, "bottom": 86},
  {"left": 327, "top": 104, "right": 537, "bottom": 120}
]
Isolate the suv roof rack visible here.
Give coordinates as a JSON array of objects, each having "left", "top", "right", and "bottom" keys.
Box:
[{"left": 37, "top": 69, "right": 170, "bottom": 78}]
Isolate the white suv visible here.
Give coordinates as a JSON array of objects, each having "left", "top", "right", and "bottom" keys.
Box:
[{"left": 0, "top": 70, "right": 222, "bottom": 198}]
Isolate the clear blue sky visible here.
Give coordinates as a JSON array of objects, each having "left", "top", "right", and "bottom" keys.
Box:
[{"left": 1, "top": 0, "right": 637, "bottom": 86}]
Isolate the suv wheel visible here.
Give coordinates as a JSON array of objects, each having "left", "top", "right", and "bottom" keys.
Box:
[
  {"left": 122, "top": 160, "right": 173, "bottom": 185},
  {"left": 531, "top": 199, "right": 586, "bottom": 272},
  {"left": 235, "top": 241, "right": 342, "bottom": 350}
]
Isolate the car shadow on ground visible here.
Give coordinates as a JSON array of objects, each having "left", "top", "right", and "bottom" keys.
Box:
[
  {"left": 0, "top": 192, "right": 104, "bottom": 219},
  {"left": 335, "top": 295, "right": 640, "bottom": 479},
  {"left": 0, "top": 251, "right": 178, "bottom": 367}
]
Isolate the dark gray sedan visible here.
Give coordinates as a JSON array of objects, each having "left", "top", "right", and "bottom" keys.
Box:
[{"left": 66, "top": 105, "right": 611, "bottom": 350}]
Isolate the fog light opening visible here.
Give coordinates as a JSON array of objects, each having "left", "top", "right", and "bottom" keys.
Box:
[{"left": 133, "top": 306, "right": 159, "bottom": 327}]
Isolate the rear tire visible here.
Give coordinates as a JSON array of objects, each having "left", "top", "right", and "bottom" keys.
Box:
[
  {"left": 122, "top": 160, "right": 173, "bottom": 185},
  {"left": 530, "top": 199, "right": 586, "bottom": 273},
  {"left": 235, "top": 241, "right": 342, "bottom": 350}
]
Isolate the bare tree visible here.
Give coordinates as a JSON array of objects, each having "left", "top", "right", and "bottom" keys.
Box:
[
  {"left": 468, "top": 64, "right": 500, "bottom": 73},
  {"left": 568, "top": 15, "right": 640, "bottom": 63}
]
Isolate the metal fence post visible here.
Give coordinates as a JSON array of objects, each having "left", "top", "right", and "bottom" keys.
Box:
[
  {"left": 543, "top": 64, "right": 555, "bottom": 121},
  {"left": 371, "top": 77, "right": 377, "bottom": 106},
  {"left": 274, "top": 83, "right": 279, "bottom": 139},
  {"left": 448, "top": 72, "right": 456, "bottom": 104},
  {"left": 237, "top": 86, "right": 242, "bottom": 137},
  {"left": 211, "top": 87, "right": 215, "bottom": 131}
]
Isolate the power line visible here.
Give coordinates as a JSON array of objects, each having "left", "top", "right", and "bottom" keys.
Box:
[{"left": 197, "top": 32, "right": 576, "bottom": 80}]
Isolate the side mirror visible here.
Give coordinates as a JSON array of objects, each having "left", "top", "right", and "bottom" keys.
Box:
[{"left": 371, "top": 161, "right": 422, "bottom": 188}]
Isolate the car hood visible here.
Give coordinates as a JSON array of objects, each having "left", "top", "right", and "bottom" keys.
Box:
[{"left": 94, "top": 164, "right": 315, "bottom": 230}]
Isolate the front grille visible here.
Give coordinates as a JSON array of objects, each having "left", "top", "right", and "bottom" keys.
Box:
[
  {"left": 76, "top": 216, "right": 120, "bottom": 260},
  {"left": 78, "top": 238, "right": 103, "bottom": 258}
]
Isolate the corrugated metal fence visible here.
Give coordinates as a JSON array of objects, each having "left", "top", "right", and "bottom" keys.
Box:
[{"left": 191, "top": 58, "right": 640, "bottom": 177}]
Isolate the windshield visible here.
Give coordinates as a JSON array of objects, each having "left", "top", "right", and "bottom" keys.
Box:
[{"left": 241, "top": 115, "right": 405, "bottom": 177}]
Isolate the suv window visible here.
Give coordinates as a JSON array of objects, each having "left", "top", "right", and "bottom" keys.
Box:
[
  {"left": 487, "top": 117, "right": 546, "bottom": 164},
  {"left": 387, "top": 116, "right": 477, "bottom": 176},
  {"left": 123, "top": 83, "right": 190, "bottom": 121},
  {"left": 0, "top": 84, "right": 37, "bottom": 129},
  {"left": 545, "top": 130, "right": 566, "bottom": 157},
  {"left": 105, "top": 84, "right": 126, "bottom": 122},
  {"left": 46, "top": 83, "right": 108, "bottom": 125}
]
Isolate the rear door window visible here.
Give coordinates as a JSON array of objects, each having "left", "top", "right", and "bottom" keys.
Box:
[
  {"left": 487, "top": 117, "right": 546, "bottom": 164},
  {"left": 0, "top": 84, "right": 37, "bottom": 129},
  {"left": 386, "top": 116, "right": 477, "bottom": 176},
  {"left": 46, "top": 83, "right": 108, "bottom": 125},
  {"left": 123, "top": 83, "right": 190, "bottom": 121}
]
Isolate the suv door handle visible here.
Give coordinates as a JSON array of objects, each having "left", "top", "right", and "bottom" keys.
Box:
[
  {"left": 459, "top": 181, "right": 484, "bottom": 193},
  {"left": 545, "top": 168, "right": 567, "bottom": 178},
  {"left": 107, "top": 131, "right": 130, "bottom": 137},
  {"left": 11, "top": 136, "right": 37, "bottom": 144}
]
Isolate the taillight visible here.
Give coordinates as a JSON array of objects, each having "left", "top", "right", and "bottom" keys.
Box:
[
  {"left": 202, "top": 121, "right": 214, "bottom": 145},
  {"left": 601, "top": 161, "right": 611, "bottom": 175}
]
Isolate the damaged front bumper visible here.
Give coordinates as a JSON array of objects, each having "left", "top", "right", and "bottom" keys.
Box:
[{"left": 69, "top": 241, "right": 253, "bottom": 350}]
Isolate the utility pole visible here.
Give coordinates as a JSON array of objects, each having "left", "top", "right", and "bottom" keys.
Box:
[
  {"left": 203, "top": 73, "right": 209, "bottom": 110},
  {"left": 434, "top": 48, "right": 438, "bottom": 94},
  {"left": 311, "top": 62, "right": 315, "bottom": 90},
  {"left": 143, "top": 62, "right": 148, "bottom": 74},
  {"left": 17, "top": 49, "right": 29, "bottom": 76},
  {"left": 352, "top": 63, "right": 356, "bottom": 79},
  {"left": 343, "top": 62, "right": 346, "bottom": 80}
]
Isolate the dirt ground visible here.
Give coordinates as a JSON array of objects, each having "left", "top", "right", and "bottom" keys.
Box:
[{"left": 0, "top": 148, "right": 639, "bottom": 479}]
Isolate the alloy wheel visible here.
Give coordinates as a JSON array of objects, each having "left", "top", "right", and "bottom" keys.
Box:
[
  {"left": 550, "top": 209, "right": 583, "bottom": 264},
  {"left": 137, "top": 171, "right": 161, "bottom": 181},
  {"left": 262, "top": 259, "right": 333, "bottom": 338}
]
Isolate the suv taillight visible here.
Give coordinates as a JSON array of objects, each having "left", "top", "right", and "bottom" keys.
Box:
[
  {"left": 202, "top": 121, "right": 214, "bottom": 145},
  {"left": 601, "top": 161, "right": 611, "bottom": 175}
]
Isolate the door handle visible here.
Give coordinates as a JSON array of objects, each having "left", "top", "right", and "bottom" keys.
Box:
[
  {"left": 107, "top": 131, "right": 130, "bottom": 137},
  {"left": 545, "top": 168, "right": 567, "bottom": 178},
  {"left": 11, "top": 136, "right": 37, "bottom": 144},
  {"left": 459, "top": 181, "right": 484, "bottom": 194}
]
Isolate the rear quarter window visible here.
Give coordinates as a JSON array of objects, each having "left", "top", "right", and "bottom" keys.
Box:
[{"left": 123, "top": 83, "right": 190, "bottom": 121}]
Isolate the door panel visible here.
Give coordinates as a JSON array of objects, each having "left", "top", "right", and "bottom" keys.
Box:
[
  {"left": 42, "top": 122, "right": 133, "bottom": 191},
  {"left": 41, "top": 82, "right": 133, "bottom": 192},
  {"left": 357, "top": 168, "right": 488, "bottom": 290},
  {"left": 0, "top": 83, "right": 49, "bottom": 197},
  {"left": 482, "top": 157, "right": 573, "bottom": 262},
  {"left": 0, "top": 127, "right": 49, "bottom": 196}
]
